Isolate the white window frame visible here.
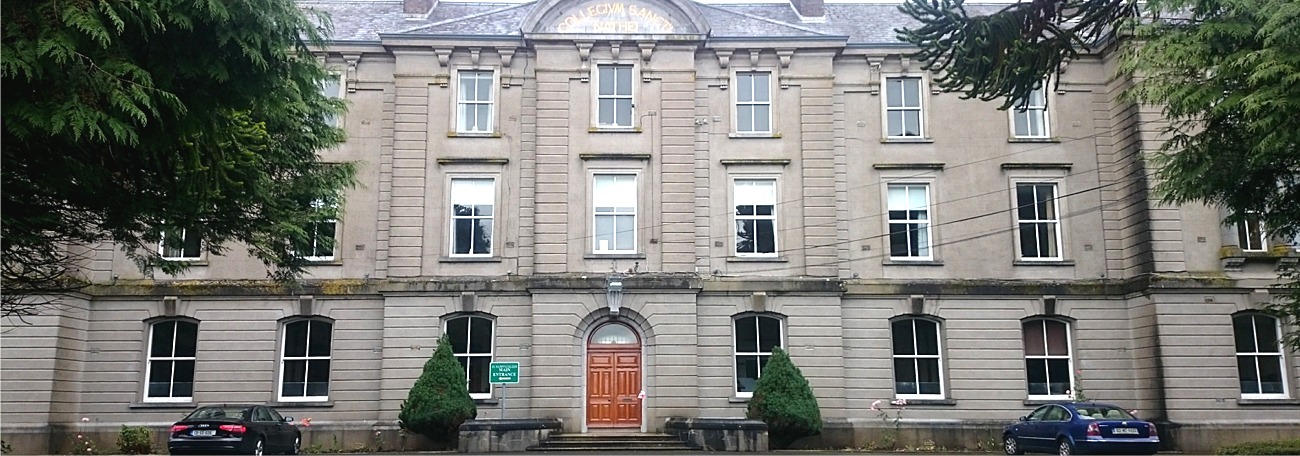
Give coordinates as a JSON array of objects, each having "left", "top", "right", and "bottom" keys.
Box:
[
  {"left": 277, "top": 319, "right": 332, "bottom": 402},
  {"left": 321, "top": 70, "right": 344, "bottom": 128},
  {"left": 882, "top": 76, "right": 927, "bottom": 139},
  {"left": 454, "top": 68, "right": 497, "bottom": 134},
  {"left": 1010, "top": 82, "right": 1051, "bottom": 139},
  {"left": 887, "top": 183, "right": 933, "bottom": 261},
  {"left": 733, "top": 71, "right": 773, "bottom": 134},
  {"left": 143, "top": 319, "right": 198, "bottom": 403},
  {"left": 1023, "top": 319, "right": 1075, "bottom": 401},
  {"left": 445, "top": 314, "right": 496, "bottom": 400},
  {"left": 592, "top": 63, "right": 637, "bottom": 129},
  {"left": 733, "top": 177, "right": 778, "bottom": 257},
  {"left": 592, "top": 173, "right": 638, "bottom": 254},
  {"left": 1234, "top": 313, "right": 1290, "bottom": 399},
  {"left": 891, "top": 317, "right": 945, "bottom": 400},
  {"left": 298, "top": 199, "right": 338, "bottom": 262},
  {"left": 1013, "top": 182, "right": 1064, "bottom": 261},
  {"left": 159, "top": 227, "right": 203, "bottom": 261},
  {"left": 733, "top": 314, "right": 784, "bottom": 398},
  {"left": 449, "top": 177, "right": 496, "bottom": 257},
  {"left": 1237, "top": 212, "right": 1268, "bottom": 252}
]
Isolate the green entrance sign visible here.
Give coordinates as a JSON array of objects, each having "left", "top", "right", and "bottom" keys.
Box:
[{"left": 489, "top": 362, "right": 520, "bottom": 384}]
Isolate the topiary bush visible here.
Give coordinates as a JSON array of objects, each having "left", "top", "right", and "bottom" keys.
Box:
[
  {"left": 745, "top": 346, "right": 822, "bottom": 449},
  {"left": 398, "top": 335, "right": 477, "bottom": 449},
  {"left": 1216, "top": 438, "right": 1300, "bottom": 455},
  {"left": 116, "top": 425, "right": 152, "bottom": 454}
]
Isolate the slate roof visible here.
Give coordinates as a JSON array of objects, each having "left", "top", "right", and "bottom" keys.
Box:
[{"left": 300, "top": 0, "right": 1010, "bottom": 44}]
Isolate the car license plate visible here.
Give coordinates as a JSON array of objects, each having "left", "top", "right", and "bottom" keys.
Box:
[
  {"left": 1112, "top": 428, "right": 1139, "bottom": 435},
  {"left": 191, "top": 430, "right": 216, "bottom": 436}
]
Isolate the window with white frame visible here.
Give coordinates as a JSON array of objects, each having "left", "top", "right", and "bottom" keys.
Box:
[
  {"left": 450, "top": 178, "right": 494, "bottom": 256},
  {"left": 1012, "top": 83, "right": 1049, "bottom": 138},
  {"left": 735, "top": 72, "right": 772, "bottom": 134},
  {"left": 884, "top": 76, "right": 924, "bottom": 138},
  {"left": 295, "top": 199, "right": 338, "bottom": 261},
  {"left": 1234, "top": 313, "right": 1289, "bottom": 398},
  {"left": 321, "top": 72, "right": 343, "bottom": 127},
  {"left": 735, "top": 178, "right": 777, "bottom": 256},
  {"left": 596, "top": 64, "right": 634, "bottom": 128},
  {"left": 734, "top": 314, "right": 783, "bottom": 397},
  {"left": 891, "top": 317, "right": 943, "bottom": 398},
  {"left": 279, "top": 319, "right": 332, "bottom": 401},
  {"left": 457, "top": 70, "right": 494, "bottom": 133},
  {"left": 144, "top": 319, "right": 198, "bottom": 402},
  {"left": 888, "top": 184, "right": 932, "bottom": 260},
  {"left": 159, "top": 227, "right": 202, "bottom": 261},
  {"left": 1023, "top": 319, "right": 1073, "bottom": 398},
  {"left": 593, "top": 174, "right": 637, "bottom": 253},
  {"left": 1237, "top": 212, "right": 1267, "bottom": 252},
  {"left": 1015, "top": 183, "right": 1062, "bottom": 260},
  {"left": 446, "top": 314, "right": 494, "bottom": 399}
]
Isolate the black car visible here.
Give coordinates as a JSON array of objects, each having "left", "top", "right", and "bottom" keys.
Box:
[{"left": 168, "top": 404, "right": 301, "bottom": 455}]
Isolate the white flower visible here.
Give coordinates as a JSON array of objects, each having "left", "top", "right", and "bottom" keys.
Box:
[
  {"left": 871, "top": 400, "right": 882, "bottom": 411},
  {"left": 81, "top": 417, "right": 90, "bottom": 422}
]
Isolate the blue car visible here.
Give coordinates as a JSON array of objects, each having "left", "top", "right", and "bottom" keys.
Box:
[{"left": 1003, "top": 402, "right": 1159, "bottom": 455}]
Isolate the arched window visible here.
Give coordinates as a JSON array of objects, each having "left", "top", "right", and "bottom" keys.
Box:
[
  {"left": 1233, "top": 313, "right": 1289, "bottom": 398},
  {"left": 144, "top": 319, "right": 198, "bottom": 402},
  {"left": 1023, "top": 318, "right": 1074, "bottom": 399},
  {"left": 734, "top": 313, "right": 784, "bottom": 397},
  {"left": 891, "top": 317, "right": 944, "bottom": 399},
  {"left": 446, "top": 314, "right": 495, "bottom": 399},
  {"left": 279, "top": 318, "right": 333, "bottom": 401}
]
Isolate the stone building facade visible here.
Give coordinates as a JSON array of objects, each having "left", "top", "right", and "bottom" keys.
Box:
[{"left": 2, "top": 0, "right": 1297, "bottom": 453}]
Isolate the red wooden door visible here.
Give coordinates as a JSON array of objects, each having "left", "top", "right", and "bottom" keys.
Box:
[{"left": 586, "top": 348, "right": 641, "bottom": 427}]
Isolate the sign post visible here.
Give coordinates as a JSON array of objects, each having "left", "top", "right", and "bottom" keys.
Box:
[{"left": 488, "top": 362, "right": 520, "bottom": 418}]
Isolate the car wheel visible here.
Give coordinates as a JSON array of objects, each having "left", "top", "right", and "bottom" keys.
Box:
[
  {"left": 288, "top": 435, "right": 301, "bottom": 455},
  {"left": 1058, "top": 439, "right": 1074, "bottom": 456},
  {"left": 251, "top": 437, "right": 264, "bottom": 456},
  {"left": 1004, "top": 435, "right": 1023, "bottom": 455}
]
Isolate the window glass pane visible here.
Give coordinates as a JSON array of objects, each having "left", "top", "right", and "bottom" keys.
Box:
[
  {"left": 460, "top": 74, "right": 477, "bottom": 100},
  {"left": 1238, "top": 356, "right": 1260, "bottom": 394},
  {"left": 1233, "top": 315, "right": 1256, "bottom": 352},
  {"left": 174, "top": 360, "right": 195, "bottom": 397},
  {"left": 1045, "top": 320, "right": 1068, "bottom": 356},
  {"left": 285, "top": 322, "right": 308, "bottom": 357},
  {"left": 889, "top": 226, "right": 911, "bottom": 258},
  {"left": 454, "top": 219, "right": 473, "bottom": 254},
  {"left": 757, "top": 317, "right": 781, "bottom": 352},
  {"left": 737, "top": 74, "right": 753, "bottom": 101},
  {"left": 755, "top": 106, "right": 770, "bottom": 131},
  {"left": 615, "top": 215, "right": 635, "bottom": 250},
  {"left": 738, "top": 106, "right": 753, "bottom": 131},
  {"left": 282, "top": 360, "right": 307, "bottom": 396},
  {"left": 447, "top": 317, "right": 469, "bottom": 353},
  {"left": 917, "top": 358, "right": 941, "bottom": 394},
  {"left": 474, "top": 219, "right": 491, "bottom": 254},
  {"left": 592, "top": 324, "right": 637, "bottom": 344},
  {"left": 182, "top": 231, "right": 202, "bottom": 258},
  {"left": 915, "top": 320, "right": 939, "bottom": 355},
  {"left": 892, "top": 320, "right": 915, "bottom": 356},
  {"left": 467, "top": 356, "right": 491, "bottom": 393},
  {"left": 616, "top": 67, "right": 631, "bottom": 95},
  {"left": 1016, "top": 185, "right": 1037, "bottom": 220},
  {"left": 736, "top": 355, "right": 760, "bottom": 392},
  {"left": 599, "top": 67, "right": 614, "bottom": 95},
  {"left": 308, "top": 321, "right": 332, "bottom": 357},
  {"left": 1258, "top": 356, "right": 1284, "bottom": 394},
  {"left": 1023, "top": 321, "right": 1045, "bottom": 356},
  {"left": 736, "top": 316, "right": 757, "bottom": 352},
  {"left": 754, "top": 74, "right": 770, "bottom": 101},
  {"left": 887, "top": 111, "right": 903, "bottom": 137},
  {"left": 1046, "top": 359, "right": 1070, "bottom": 395},
  {"left": 886, "top": 79, "right": 903, "bottom": 107},
  {"left": 151, "top": 322, "right": 175, "bottom": 358},
  {"left": 599, "top": 99, "right": 615, "bottom": 124},
  {"left": 1014, "top": 110, "right": 1030, "bottom": 137},
  {"left": 736, "top": 220, "right": 755, "bottom": 253},
  {"left": 903, "top": 111, "right": 920, "bottom": 136},
  {"left": 148, "top": 360, "right": 173, "bottom": 395},
  {"left": 175, "top": 321, "right": 198, "bottom": 357},
  {"left": 902, "top": 79, "right": 920, "bottom": 107},
  {"left": 894, "top": 358, "right": 917, "bottom": 394},
  {"left": 616, "top": 99, "right": 632, "bottom": 126},
  {"left": 1020, "top": 225, "right": 1040, "bottom": 258},
  {"left": 476, "top": 74, "right": 492, "bottom": 100},
  {"left": 1026, "top": 359, "right": 1047, "bottom": 395},
  {"left": 321, "top": 77, "right": 341, "bottom": 99},
  {"left": 306, "top": 359, "right": 330, "bottom": 396},
  {"left": 469, "top": 317, "right": 493, "bottom": 354},
  {"left": 755, "top": 220, "right": 775, "bottom": 253},
  {"left": 1254, "top": 315, "right": 1278, "bottom": 352}
]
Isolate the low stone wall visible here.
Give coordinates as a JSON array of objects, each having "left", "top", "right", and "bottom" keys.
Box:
[
  {"left": 663, "top": 417, "right": 768, "bottom": 452},
  {"left": 458, "top": 418, "right": 563, "bottom": 453}
]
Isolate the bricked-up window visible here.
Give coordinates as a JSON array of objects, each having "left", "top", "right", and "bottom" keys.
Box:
[
  {"left": 457, "top": 70, "right": 494, "bottom": 133},
  {"left": 1237, "top": 212, "right": 1268, "bottom": 252},
  {"left": 1012, "top": 84, "right": 1049, "bottom": 138},
  {"left": 892, "top": 318, "right": 943, "bottom": 398},
  {"left": 593, "top": 174, "right": 637, "bottom": 253},
  {"left": 597, "top": 64, "right": 634, "bottom": 127},
  {"left": 885, "top": 77, "right": 924, "bottom": 138},
  {"left": 888, "top": 184, "right": 932, "bottom": 260},
  {"left": 1015, "top": 183, "right": 1062, "bottom": 260},
  {"left": 735, "top": 72, "right": 771, "bottom": 133},
  {"left": 734, "top": 314, "right": 783, "bottom": 397},
  {"left": 1234, "top": 313, "right": 1289, "bottom": 398},
  {"left": 450, "top": 178, "right": 494, "bottom": 256},
  {"left": 145, "top": 320, "right": 197, "bottom": 402},
  {"left": 446, "top": 314, "right": 494, "bottom": 399},
  {"left": 279, "top": 319, "right": 332, "bottom": 401},
  {"left": 1023, "top": 319, "right": 1074, "bottom": 398},
  {"left": 159, "top": 227, "right": 202, "bottom": 260},
  {"left": 734, "top": 178, "right": 777, "bottom": 256}
]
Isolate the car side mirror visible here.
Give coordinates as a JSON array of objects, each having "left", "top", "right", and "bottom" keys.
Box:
[
  {"left": 1018, "top": 416, "right": 1028, "bottom": 422},
  {"left": 284, "top": 416, "right": 294, "bottom": 423}
]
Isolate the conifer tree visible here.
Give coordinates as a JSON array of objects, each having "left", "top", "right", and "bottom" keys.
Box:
[
  {"left": 399, "top": 335, "right": 477, "bottom": 449},
  {"left": 746, "top": 346, "right": 822, "bottom": 449}
]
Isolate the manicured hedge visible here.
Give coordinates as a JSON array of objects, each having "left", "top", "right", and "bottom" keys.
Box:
[{"left": 1216, "top": 438, "right": 1300, "bottom": 455}]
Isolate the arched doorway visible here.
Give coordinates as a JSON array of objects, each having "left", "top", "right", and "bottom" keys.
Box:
[{"left": 586, "top": 322, "right": 641, "bottom": 428}]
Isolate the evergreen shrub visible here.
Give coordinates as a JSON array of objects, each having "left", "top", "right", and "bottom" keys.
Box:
[
  {"left": 116, "top": 425, "right": 152, "bottom": 454},
  {"left": 398, "top": 335, "right": 477, "bottom": 449},
  {"left": 745, "top": 346, "right": 822, "bottom": 449}
]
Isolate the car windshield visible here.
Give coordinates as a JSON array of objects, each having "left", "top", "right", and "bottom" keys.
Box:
[
  {"left": 184, "top": 406, "right": 246, "bottom": 420},
  {"left": 1075, "top": 405, "right": 1136, "bottom": 420}
]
